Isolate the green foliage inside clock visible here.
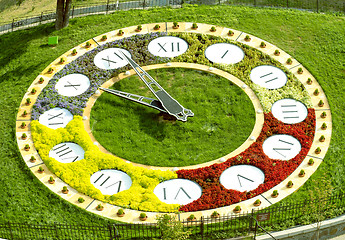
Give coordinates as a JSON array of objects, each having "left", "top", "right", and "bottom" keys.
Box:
[{"left": 90, "top": 68, "right": 255, "bottom": 167}]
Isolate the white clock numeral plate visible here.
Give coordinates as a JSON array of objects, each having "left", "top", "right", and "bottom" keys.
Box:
[
  {"left": 204, "top": 43, "right": 245, "bottom": 64},
  {"left": 271, "top": 98, "right": 308, "bottom": 124},
  {"left": 38, "top": 108, "right": 73, "bottom": 129},
  {"left": 147, "top": 36, "right": 188, "bottom": 58},
  {"left": 55, "top": 74, "right": 90, "bottom": 97},
  {"left": 219, "top": 165, "right": 265, "bottom": 192},
  {"left": 49, "top": 142, "right": 85, "bottom": 163},
  {"left": 250, "top": 65, "right": 288, "bottom": 89},
  {"left": 90, "top": 170, "right": 132, "bottom": 195},
  {"left": 93, "top": 48, "right": 131, "bottom": 70},
  {"left": 153, "top": 179, "right": 202, "bottom": 205},
  {"left": 262, "top": 134, "right": 301, "bottom": 160}
]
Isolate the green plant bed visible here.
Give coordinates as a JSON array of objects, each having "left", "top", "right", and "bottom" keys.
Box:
[{"left": 91, "top": 68, "right": 255, "bottom": 167}]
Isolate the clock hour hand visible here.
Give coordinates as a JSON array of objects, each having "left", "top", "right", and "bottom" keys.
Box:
[
  {"left": 120, "top": 52, "right": 194, "bottom": 122},
  {"left": 99, "top": 87, "right": 167, "bottom": 113}
]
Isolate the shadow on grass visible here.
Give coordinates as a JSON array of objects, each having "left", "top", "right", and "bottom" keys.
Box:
[{"left": 0, "top": 23, "right": 55, "bottom": 78}]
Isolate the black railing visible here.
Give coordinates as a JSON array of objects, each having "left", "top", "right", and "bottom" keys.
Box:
[
  {"left": 0, "top": 0, "right": 344, "bottom": 34},
  {"left": 1, "top": 193, "right": 345, "bottom": 239}
]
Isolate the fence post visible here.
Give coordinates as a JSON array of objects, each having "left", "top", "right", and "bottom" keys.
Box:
[
  {"left": 254, "top": 0, "right": 256, "bottom": 7},
  {"left": 106, "top": 0, "right": 110, "bottom": 14},
  {"left": 72, "top": 6, "right": 74, "bottom": 18},
  {"left": 54, "top": 222, "right": 59, "bottom": 239},
  {"left": 316, "top": 0, "right": 319, "bottom": 12},
  {"left": 7, "top": 222, "right": 14, "bottom": 239},
  {"left": 287, "top": 0, "right": 289, "bottom": 8},
  {"left": 200, "top": 216, "right": 204, "bottom": 239},
  {"left": 249, "top": 208, "right": 254, "bottom": 234},
  {"left": 11, "top": 19, "right": 14, "bottom": 32}
]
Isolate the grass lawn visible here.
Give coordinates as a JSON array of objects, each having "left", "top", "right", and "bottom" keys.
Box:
[
  {"left": 0, "top": 4, "right": 344, "bottom": 228},
  {"left": 91, "top": 68, "right": 255, "bottom": 167}
]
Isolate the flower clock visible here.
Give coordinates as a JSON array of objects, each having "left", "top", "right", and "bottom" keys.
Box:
[{"left": 16, "top": 22, "right": 332, "bottom": 223}]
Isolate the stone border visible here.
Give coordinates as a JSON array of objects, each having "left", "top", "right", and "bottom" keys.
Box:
[{"left": 16, "top": 22, "right": 332, "bottom": 223}]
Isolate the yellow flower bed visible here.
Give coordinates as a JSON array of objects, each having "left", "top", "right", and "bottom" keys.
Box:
[{"left": 31, "top": 116, "right": 179, "bottom": 212}]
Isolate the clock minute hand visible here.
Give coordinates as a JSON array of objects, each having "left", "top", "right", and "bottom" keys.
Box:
[
  {"left": 99, "top": 87, "right": 167, "bottom": 113},
  {"left": 120, "top": 52, "right": 194, "bottom": 122}
]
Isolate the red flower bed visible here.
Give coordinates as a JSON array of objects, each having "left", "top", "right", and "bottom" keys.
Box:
[{"left": 177, "top": 109, "right": 315, "bottom": 212}]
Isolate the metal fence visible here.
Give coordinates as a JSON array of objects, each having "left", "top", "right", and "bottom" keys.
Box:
[
  {"left": 1, "top": 192, "right": 345, "bottom": 240},
  {"left": 0, "top": 0, "right": 344, "bottom": 35}
]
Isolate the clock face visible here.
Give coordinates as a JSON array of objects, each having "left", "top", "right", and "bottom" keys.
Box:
[
  {"left": 93, "top": 48, "right": 131, "bottom": 70},
  {"left": 55, "top": 73, "right": 90, "bottom": 97},
  {"left": 17, "top": 22, "right": 332, "bottom": 223}
]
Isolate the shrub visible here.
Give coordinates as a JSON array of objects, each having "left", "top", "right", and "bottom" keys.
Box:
[
  {"left": 156, "top": 214, "right": 191, "bottom": 240},
  {"left": 211, "top": 211, "right": 219, "bottom": 217},
  {"left": 234, "top": 206, "right": 241, "bottom": 211},
  {"left": 140, "top": 212, "right": 147, "bottom": 218},
  {"left": 96, "top": 204, "right": 103, "bottom": 210},
  {"left": 117, "top": 208, "right": 124, "bottom": 215},
  {"left": 78, "top": 197, "right": 85, "bottom": 203},
  {"left": 319, "top": 135, "right": 325, "bottom": 141},
  {"left": 192, "top": 23, "right": 198, "bottom": 29},
  {"left": 30, "top": 156, "right": 36, "bottom": 162},
  {"left": 287, "top": 180, "right": 293, "bottom": 187},
  {"left": 308, "top": 158, "right": 314, "bottom": 165}
]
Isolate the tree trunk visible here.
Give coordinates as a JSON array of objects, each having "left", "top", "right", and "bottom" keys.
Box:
[{"left": 55, "top": 0, "right": 72, "bottom": 30}]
